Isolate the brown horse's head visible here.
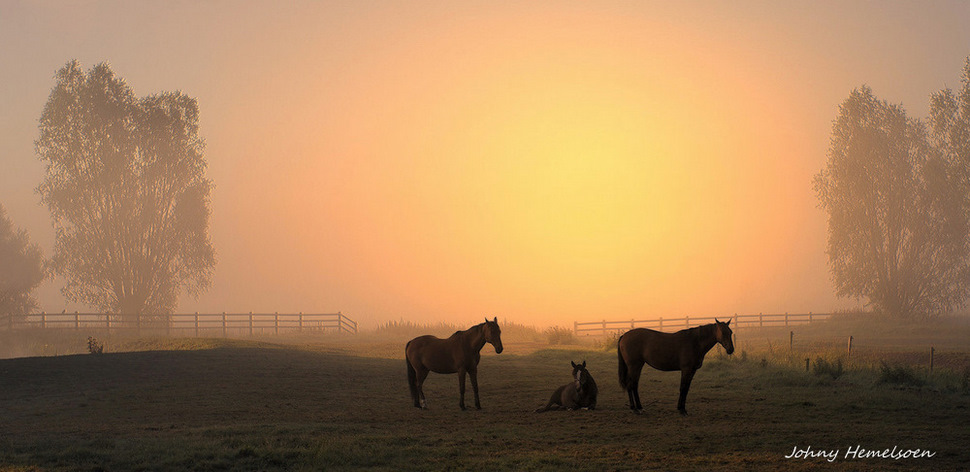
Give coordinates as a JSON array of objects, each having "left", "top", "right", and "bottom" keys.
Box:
[
  {"left": 715, "top": 319, "right": 734, "bottom": 355},
  {"left": 571, "top": 360, "right": 592, "bottom": 392},
  {"left": 483, "top": 317, "right": 503, "bottom": 354}
]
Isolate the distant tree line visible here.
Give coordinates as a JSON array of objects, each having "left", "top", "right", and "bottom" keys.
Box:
[{"left": 816, "top": 57, "right": 970, "bottom": 319}]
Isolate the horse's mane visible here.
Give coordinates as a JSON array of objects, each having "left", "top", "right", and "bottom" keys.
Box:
[
  {"left": 689, "top": 323, "right": 717, "bottom": 339},
  {"left": 451, "top": 322, "right": 486, "bottom": 338}
]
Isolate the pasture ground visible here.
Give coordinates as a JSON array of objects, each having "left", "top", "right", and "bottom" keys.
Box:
[{"left": 1, "top": 317, "right": 969, "bottom": 471}]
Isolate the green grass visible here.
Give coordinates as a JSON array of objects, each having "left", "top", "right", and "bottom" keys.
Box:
[{"left": 0, "top": 334, "right": 968, "bottom": 471}]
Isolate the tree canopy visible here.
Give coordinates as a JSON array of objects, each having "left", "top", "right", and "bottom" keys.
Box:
[
  {"left": 815, "top": 58, "right": 970, "bottom": 318},
  {"left": 35, "top": 60, "right": 215, "bottom": 318},
  {"left": 0, "top": 204, "right": 45, "bottom": 323}
]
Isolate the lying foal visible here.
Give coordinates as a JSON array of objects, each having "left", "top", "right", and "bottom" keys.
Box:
[{"left": 534, "top": 361, "right": 598, "bottom": 412}]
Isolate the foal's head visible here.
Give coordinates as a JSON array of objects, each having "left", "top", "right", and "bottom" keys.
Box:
[
  {"left": 571, "top": 360, "right": 592, "bottom": 391},
  {"left": 483, "top": 317, "right": 503, "bottom": 354},
  {"left": 714, "top": 319, "right": 735, "bottom": 355}
]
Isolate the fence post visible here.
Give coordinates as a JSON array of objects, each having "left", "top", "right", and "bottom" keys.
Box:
[
  {"left": 930, "top": 347, "right": 935, "bottom": 373},
  {"left": 809, "top": 312, "right": 813, "bottom": 324},
  {"left": 659, "top": 317, "right": 663, "bottom": 330},
  {"left": 789, "top": 331, "right": 794, "bottom": 352},
  {"left": 275, "top": 312, "right": 279, "bottom": 335},
  {"left": 733, "top": 313, "right": 738, "bottom": 349},
  {"left": 759, "top": 313, "right": 763, "bottom": 327},
  {"left": 194, "top": 312, "right": 199, "bottom": 337},
  {"left": 299, "top": 312, "right": 304, "bottom": 332},
  {"left": 847, "top": 335, "right": 853, "bottom": 356},
  {"left": 249, "top": 312, "right": 254, "bottom": 336},
  {"left": 222, "top": 312, "right": 228, "bottom": 337},
  {"left": 631, "top": 319, "right": 635, "bottom": 329},
  {"left": 75, "top": 312, "right": 80, "bottom": 330},
  {"left": 785, "top": 312, "right": 789, "bottom": 326},
  {"left": 574, "top": 321, "right": 578, "bottom": 335},
  {"left": 105, "top": 312, "right": 110, "bottom": 330},
  {"left": 602, "top": 319, "right": 607, "bottom": 336},
  {"left": 42, "top": 312, "right": 47, "bottom": 329}
]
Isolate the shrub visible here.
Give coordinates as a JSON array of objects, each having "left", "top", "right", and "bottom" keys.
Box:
[
  {"left": 598, "top": 331, "right": 622, "bottom": 351},
  {"left": 878, "top": 362, "right": 925, "bottom": 387},
  {"left": 544, "top": 326, "right": 577, "bottom": 345},
  {"left": 374, "top": 320, "right": 461, "bottom": 339},
  {"left": 812, "top": 357, "right": 844, "bottom": 379},
  {"left": 87, "top": 337, "right": 104, "bottom": 354}
]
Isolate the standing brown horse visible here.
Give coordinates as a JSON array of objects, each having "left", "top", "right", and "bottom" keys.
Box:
[
  {"left": 617, "top": 319, "right": 734, "bottom": 415},
  {"left": 406, "top": 318, "right": 504, "bottom": 410}
]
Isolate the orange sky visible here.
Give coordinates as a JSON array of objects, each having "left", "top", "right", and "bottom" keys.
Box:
[{"left": 2, "top": 2, "right": 970, "bottom": 327}]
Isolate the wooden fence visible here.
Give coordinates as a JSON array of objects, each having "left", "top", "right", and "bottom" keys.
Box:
[
  {"left": 574, "top": 312, "right": 833, "bottom": 336},
  {"left": 2, "top": 312, "right": 358, "bottom": 336}
]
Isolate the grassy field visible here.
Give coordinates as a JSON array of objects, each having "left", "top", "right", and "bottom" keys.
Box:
[{"left": 1, "top": 317, "right": 968, "bottom": 471}]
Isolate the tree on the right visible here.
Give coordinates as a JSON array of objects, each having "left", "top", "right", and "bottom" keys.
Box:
[{"left": 815, "top": 58, "right": 970, "bottom": 319}]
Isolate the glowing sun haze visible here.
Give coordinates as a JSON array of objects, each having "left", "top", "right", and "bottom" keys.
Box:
[{"left": 2, "top": 1, "right": 969, "bottom": 327}]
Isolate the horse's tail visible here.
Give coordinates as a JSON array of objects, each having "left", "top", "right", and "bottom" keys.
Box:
[
  {"left": 617, "top": 337, "right": 629, "bottom": 390},
  {"left": 406, "top": 341, "right": 418, "bottom": 403}
]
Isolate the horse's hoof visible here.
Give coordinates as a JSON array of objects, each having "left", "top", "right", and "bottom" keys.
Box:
[
  {"left": 632, "top": 409, "right": 643, "bottom": 415},
  {"left": 679, "top": 409, "right": 689, "bottom": 416},
  {"left": 475, "top": 405, "right": 482, "bottom": 410}
]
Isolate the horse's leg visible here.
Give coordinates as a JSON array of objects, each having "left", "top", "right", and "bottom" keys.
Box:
[
  {"left": 469, "top": 369, "right": 481, "bottom": 409},
  {"left": 457, "top": 368, "right": 467, "bottom": 411},
  {"left": 628, "top": 362, "right": 645, "bottom": 413},
  {"left": 407, "top": 358, "right": 420, "bottom": 408},
  {"left": 677, "top": 368, "right": 697, "bottom": 416},
  {"left": 415, "top": 368, "right": 430, "bottom": 409}
]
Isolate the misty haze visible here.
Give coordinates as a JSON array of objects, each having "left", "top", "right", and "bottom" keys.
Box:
[{"left": 1, "top": 2, "right": 969, "bottom": 471}]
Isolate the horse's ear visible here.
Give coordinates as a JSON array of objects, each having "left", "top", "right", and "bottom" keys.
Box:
[
  {"left": 571, "top": 361, "right": 578, "bottom": 368},
  {"left": 716, "top": 318, "right": 720, "bottom": 324},
  {"left": 582, "top": 360, "right": 587, "bottom": 368},
  {"left": 493, "top": 316, "right": 498, "bottom": 324},
  {"left": 726, "top": 319, "right": 731, "bottom": 326},
  {"left": 484, "top": 317, "right": 489, "bottom": 324}
]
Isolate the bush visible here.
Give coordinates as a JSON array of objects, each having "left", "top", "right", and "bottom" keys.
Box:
[
  {"left": 544, "top": 326, "right": 577, "bottom": 345},
  {"left": 812, "top": 357, "right": 844, "bottom": 379},
  {"left": 597, "top": 331, "right": 622, "bottom": 351},
  {"left": 878, "top": 362, "right": 925, "bottom": 387},
  {"left": 374, "top": 320, "right": 461, "bottom": 339},
  {"left": 87, "top": 337, "right": 104, "bottom": 354}
]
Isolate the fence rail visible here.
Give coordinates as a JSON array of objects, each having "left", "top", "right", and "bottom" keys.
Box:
[
  {"left": 3, "top": 312, "right": 358, "bottom": 335},
  {"left": 574, "top": 312, "right": 833, "bottom": 336}
]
